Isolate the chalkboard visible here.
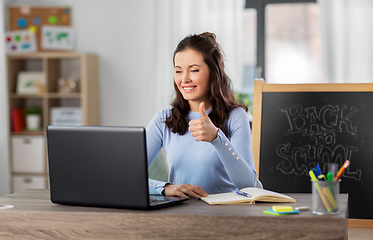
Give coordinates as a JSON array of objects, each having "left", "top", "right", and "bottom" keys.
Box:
[{"left": 252, "top": 80, "right": 373, "bottom": 221}]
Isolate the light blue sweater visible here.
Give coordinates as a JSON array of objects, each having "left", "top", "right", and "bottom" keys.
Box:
[{"left": 146, "top": 107, "right": 257, "bottom": 195}]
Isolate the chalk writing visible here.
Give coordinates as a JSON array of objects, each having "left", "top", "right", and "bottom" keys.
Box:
[{"left": 276, "top": 104, "right": 362, "bottom": 181}]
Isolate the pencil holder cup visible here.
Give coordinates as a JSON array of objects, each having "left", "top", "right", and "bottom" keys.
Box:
[{"left": 311, "top": 180, "right": 339, "bottom": 215}]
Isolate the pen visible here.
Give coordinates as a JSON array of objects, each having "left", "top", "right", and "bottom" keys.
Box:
[
  {"left": 236, "top": 190, "right": 251, "bottom": 198},
  {"left": 334, "top": 160, "right": 350, "bottom": 181}
]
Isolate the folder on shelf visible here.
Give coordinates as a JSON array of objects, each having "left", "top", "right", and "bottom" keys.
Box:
[{"left": 11, "top": 108, "right": 25, "bottom": 132}]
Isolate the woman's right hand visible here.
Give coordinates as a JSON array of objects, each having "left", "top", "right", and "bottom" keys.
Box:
[{"left": 163, "top": 183, "right": 208, "bottom": 199}]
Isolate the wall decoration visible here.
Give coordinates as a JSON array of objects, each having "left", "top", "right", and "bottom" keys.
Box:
[
  {"left": 58, "top": 75, "right": 80, "bottom": 93},
  {"left": 28, "top": 25, "right": 37, "bottom": 33},
  {"left": 33, "top": 15, "right": 41, "bottom": 25},
  {"left": 6, "top": 30, "right": 37, "bottom": 54},
  {"left": 8, "top": 6, "right": 72, "bottom": 51},
  {"left": 42, "top": 25, "right": 74, "bottom": 51},
  {"left": 16, "top": 72, "right": 45, "bottom": 94},
  {"left": 17, "top": 18, "right": 27, "bottom": 28},
  {"left": 20, "top": 6, "right": 31, "bottom": 15}
]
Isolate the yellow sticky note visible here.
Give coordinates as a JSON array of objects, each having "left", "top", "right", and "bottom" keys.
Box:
[
  {"left": 28, "top": 25, "right": 37, "bottom": 33},
  {"left": 272, "top": 206, "right": 293, "bottom": 212}
]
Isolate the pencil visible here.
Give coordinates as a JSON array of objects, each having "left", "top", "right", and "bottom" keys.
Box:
[{"left": 334, "top": 160, "right": 350, "bottom": 181}]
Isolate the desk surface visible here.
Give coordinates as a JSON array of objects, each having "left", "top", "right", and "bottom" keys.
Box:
[{"left": 0, "top": 189, "right": 348, "bottom": 240}]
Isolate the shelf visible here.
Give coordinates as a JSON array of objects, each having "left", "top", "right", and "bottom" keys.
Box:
[
  {"left": 10, "top": 94, "right": 44, "bottom": 99},
  {"left": 11, "top": 131, "right": 44, "bottom": 136},
  {"left": 7, "top": 52, "right": 100, "bottom": 193},
  {"left": 12, "top": 172, "right": 48, "bottom": 176},
  {"left": 7, "top": 51, "right": 86, "bottom": 59},
  {"left": 10, "top": 93, "right": 81, "bottom": 99},
  {"left": 46, "top": 93, "right": 81, "bottom": 98}
]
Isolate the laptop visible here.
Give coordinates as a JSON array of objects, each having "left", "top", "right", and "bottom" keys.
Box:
[{"left": 46, "top": 125, "right": 189, "bottom": 210}]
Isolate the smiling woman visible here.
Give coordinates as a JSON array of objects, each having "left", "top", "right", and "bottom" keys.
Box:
[
  {"left": 145, "top": 32, "right": 257, "bottom": 199},
  {"left": 174, "top": 49, "right": 211, "bottom": 112}
]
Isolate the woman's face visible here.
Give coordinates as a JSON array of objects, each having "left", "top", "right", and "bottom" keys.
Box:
[{"left": 174, "top": 49, "right": 211, "bottom": 110}]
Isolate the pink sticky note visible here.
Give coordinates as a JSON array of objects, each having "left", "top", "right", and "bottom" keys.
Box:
[{"left": 20, "top": 6, "right": 31, "bottom": 15}]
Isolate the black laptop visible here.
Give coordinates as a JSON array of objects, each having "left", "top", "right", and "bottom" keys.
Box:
[{"left": 46, "top": 125, "right": 188, "bottom": 209}]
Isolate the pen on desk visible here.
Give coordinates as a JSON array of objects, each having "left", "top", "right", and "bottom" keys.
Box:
[
  {"left": 334, "top": 160, "right": 350, "bottom": 181},
  {"left": 236, "top": 190, "right": 251, "bottom": 198}
]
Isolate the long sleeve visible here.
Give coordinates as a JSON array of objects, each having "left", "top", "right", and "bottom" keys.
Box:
[
  {"left": 210, "top": 108, "right": 257, "bottom": 189},
  {"left": 145, "top": 108, "right": 257, "bottom": 195},
  {"left": 146, "top": 110, "right": 169, "bottom": 195}
]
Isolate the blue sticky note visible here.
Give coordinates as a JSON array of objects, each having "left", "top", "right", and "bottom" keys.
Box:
[
  {"left": 33, "top": 15, "right": 41, "bottom": 25},
  {"left": 263, "top": 209, "right": 300, "bottom": 216},
  {"left": 17, "top": 18, "right": 27, "bottom": 28}
]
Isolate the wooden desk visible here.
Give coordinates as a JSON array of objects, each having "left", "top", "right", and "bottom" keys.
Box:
[{"left": 0, "top": 190, "right": 348, "bottom": 240}]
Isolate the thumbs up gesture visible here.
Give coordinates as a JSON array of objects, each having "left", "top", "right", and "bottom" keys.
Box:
[{"left": 189, "top": 102, "right": 218, "bottom": 142}]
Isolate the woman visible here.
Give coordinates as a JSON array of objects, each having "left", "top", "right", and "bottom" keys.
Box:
[{"left": 146, "top": 32, "right": 257, "bottom": 199}]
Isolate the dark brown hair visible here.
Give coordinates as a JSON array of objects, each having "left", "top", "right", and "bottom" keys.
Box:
[{"left": 165, "top": 32, "right": 247, "bottom": 136}]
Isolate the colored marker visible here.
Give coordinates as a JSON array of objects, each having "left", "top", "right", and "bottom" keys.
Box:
[
  {"left": 326, "top": 172, "right": 333, "bottom": 182},
  {"left": 309, "top": 170, "right": 332, "bottom": 213},
  {"left": 317, "top": 174, "right": 326, "bottom": 181},
  {"left": 334, "top": 160, "right": 350, "bottom": 181},
  {"left": 316, "top": 164, "right": 322, "bottom": 176},
  {"left": 312, "top": 168, "right": 319, "bottom": 177}
]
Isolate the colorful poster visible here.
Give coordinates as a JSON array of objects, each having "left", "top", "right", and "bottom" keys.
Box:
[
  {"left": 6, "top": 30, "right": 37, "bottom": 54},
  {"left": 41, "top": 25, "right": 74, "bottom": 50}
]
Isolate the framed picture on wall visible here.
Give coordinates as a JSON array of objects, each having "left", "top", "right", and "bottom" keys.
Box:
[
  {"left": 16, "top": 72, "right": 45, "bottom": 94},
  {"left": 5, "top": 30, "right": 37, "bottom": 54},
  {"left": 41, "top": 25, "right": 74, "bottom": 51}
]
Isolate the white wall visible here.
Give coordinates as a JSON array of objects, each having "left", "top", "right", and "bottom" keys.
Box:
[
  {"left": 0, "top": 0, "right": 10, "bottom": 196},
  {"left": 0, "top": 0, "right": 166, "bottom": 195},
  {"left": 6, "top": 0, "right": 160, "bottom": 127}
]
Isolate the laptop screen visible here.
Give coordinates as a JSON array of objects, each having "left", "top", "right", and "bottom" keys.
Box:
[{"left": 47, "top": 126, "right": 150, "bottom": 209}]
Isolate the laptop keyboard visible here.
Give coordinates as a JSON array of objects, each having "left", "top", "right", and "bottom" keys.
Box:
[{"left": 149, "top": 195, "right": 172, "bottom": 205}]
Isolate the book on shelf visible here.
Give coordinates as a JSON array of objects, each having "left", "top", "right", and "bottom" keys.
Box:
[
  {"left": 11, "top": 108, "right": 25, "bottom": 132},
  {"left": 200, "top": 187, "right": 296, "bottom": 205}
]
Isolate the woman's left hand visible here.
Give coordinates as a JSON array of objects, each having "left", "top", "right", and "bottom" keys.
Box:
[{"left": 189, "top": 102, "right": 218, "bottom": 142}]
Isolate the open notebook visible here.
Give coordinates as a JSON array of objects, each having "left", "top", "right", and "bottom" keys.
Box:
[{"left": 200, "top": 187, "right": 296, "bottom": 205}]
